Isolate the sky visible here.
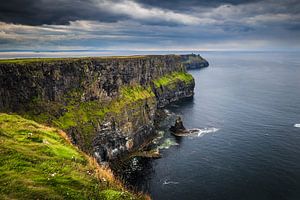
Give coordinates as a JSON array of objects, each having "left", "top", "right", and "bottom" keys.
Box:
[{"left": 0, "top": 0, "right": 300, "bottom": 51}]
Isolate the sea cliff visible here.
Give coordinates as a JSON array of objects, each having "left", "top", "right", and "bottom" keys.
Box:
[{"left": 0, "top": 55, "right": 194, "bottom": 163}]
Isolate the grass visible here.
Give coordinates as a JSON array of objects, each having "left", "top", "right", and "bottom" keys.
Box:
[
  {"left": 152, "top": 71, "right": 194, "bottom": 88},
  {"left": 0, "top": 113, "right": 148, "bottom": 200},
  {"left": 113, "top": 85, "right": 155, "bottom": 113},
  {"left": 120, "top": 85, "right": 154, "bottom": 102},
  {"left": 0, "top": 55, "right": 150, "bottom": 64},
  {"left": 0, "top": 58, "right": 73, "bottom": 64}
]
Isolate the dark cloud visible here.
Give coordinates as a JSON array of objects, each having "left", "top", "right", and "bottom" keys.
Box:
[
  {"left": 135, "top": 0, "right": 262, "bottom": 11},
  {"left": 0, "top": 0, "right": 299, "bottom": 50},
  {"left": 0, "top": 0, "right": 269, "bottom": 25},
  {"left": 0, "top": 0, "right": 128, "bottom": 25},
  {"left": 0, "top": 0, "right": 299, "bottom": 27}
]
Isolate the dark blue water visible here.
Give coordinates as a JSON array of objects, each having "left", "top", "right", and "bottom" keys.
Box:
[{"left": 120, "top": 52, "right": 300, "bottom": 200}]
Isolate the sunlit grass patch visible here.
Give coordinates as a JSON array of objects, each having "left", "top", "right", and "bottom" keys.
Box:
[{"left": 153, "top": 71, "right": 194, "bottom": 88}]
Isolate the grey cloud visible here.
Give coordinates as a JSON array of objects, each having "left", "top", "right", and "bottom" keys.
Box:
[
  {"left": 135, "top": 0, "right": 263, "bottom": 11},
  {"left": 0, "top": 0, "right": 271, "bottom": 26},
  {"left": 0, "top": 0, "right": 127, "bottom": 25},
  {"left": 0, "top": 0, "right": 299, "bottom": 50}
]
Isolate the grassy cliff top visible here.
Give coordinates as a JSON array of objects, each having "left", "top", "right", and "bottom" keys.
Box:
[
  {"left": 0, "top": 54, "right": 180, "bottom": 64},
  {"left": 153, "top": 71, "right": 194, "bottom": 88},
  {"left": 0, "top": 113, "right": 147, "bottom": 200}
]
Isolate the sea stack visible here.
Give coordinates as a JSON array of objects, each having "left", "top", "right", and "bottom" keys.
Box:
[{"left": 170, "top": 116, "right": 188, "bottom": 135}]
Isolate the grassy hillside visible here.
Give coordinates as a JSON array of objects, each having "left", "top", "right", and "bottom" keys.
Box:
[{"left": 0, "top": 113, "right": 147, "bottom": 200}]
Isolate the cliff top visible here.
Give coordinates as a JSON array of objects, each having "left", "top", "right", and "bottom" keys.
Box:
[
  {"left": 0, "top": 54, "right": 181, "bottom": 64},
  {"left": 180, "top": 53, "right": 206, "bottom": 62}
]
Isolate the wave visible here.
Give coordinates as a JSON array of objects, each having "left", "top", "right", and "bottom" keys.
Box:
[
  {"left": 164, "top": 109, "right": 173, "bottom": 116},
  {"left": 152, "top": 131, "right": 165, "bottom": 144},
  {"left": 157, "top": 138, "right": 179, "bottom": 149},
  {"left": 163, "top": 180, "right": 179, "bottom": 185},
  {"left": 196, "top": 127, "right": 219, "bottom": 136},
  {"left": 294, "top": 124, "right": 300, "bottom": 128},
  {"left": 183, "top": 127, "right": 219, "bottom": 137}
]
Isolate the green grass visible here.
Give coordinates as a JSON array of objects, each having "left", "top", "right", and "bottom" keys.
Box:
[
  {"left": 152, "top": 71, "right": 194, "bottom": 88},
  {"left": 113, "top": 85, "right": 155, "bottom": 113},
  {"left": 0, "top": 113, "right": 144, "bottom": 200},
  {"left": 120, "top": 85, "right": 154, "bottom": 102},
  {"left": 99, "top": 189, "right": 133, "bottom": 200},
  {"left": 0, "top": 57, "right": 73, "bottom": 64},
  {"left": 0, "top": 55, "right": 149, "bottom": 64}
]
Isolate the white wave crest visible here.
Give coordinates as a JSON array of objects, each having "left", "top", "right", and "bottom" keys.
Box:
[
  {"left": 188, "top": 127, "right": 219, "bottom": 137},
  {"left": 157, "top": 138, "right": 179, "bottom": 149},
  {"left": 164, "top": 109, "right": 172, "bottom": 116},
  {"left": 163, "top": 180, "right": 179, "bottom": 185},
  {"left": 294, "top": 124, "right": 300, "bottom": 128},
  {"left": 152, "top": 131, "right": 165, "bottom": 144}
]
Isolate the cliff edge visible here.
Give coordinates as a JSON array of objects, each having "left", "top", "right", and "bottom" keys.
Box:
[
  {"left": 181, "top": 53, "right": 209, "bottom": 69},
  {"left": 0, "top": 55, "right": 194, "bottom": 162}
]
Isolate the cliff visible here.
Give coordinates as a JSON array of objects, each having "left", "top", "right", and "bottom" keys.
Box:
[
  {"left": 181, "top": 54, "right": 209, "bottom": 69},
  {"left": 0, "top": 55, "right": 194, "bottom": 162}
]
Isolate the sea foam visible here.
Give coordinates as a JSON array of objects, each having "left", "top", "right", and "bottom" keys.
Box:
[
  {"left": 294, "top": 124, "right": 300, "bottom": 128},
  {"left": 163, "top": 180, "right": 179, "bottom": 185},
  {"left": 187, "top": 127, "right": 219, "bottom": 137},
  {"left": 157, "top": 138, "right": 179, "bottom": 149}
]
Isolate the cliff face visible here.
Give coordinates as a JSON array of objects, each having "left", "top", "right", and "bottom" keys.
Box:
[{"left": 0, "top": 55, "right": 194, "bottom": 162}]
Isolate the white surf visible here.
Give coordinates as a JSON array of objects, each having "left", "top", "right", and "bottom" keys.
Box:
[
  {"left": 186, "top": 127, "right": 219, "bottom": 137},
  {"left": 294, "top": 124, "right": 300, "bottom": 128},
  {"left": 163, "top": 180, "right": 179, "bottom": 185}
]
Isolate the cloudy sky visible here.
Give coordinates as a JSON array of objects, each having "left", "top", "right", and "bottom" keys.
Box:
[{"left": 0, "top": 0, "right": 299, "bottom": 51}]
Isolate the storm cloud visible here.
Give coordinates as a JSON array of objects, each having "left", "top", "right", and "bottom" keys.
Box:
[{"left": 0, "top": 0, "right": 299, "bottom": 50}]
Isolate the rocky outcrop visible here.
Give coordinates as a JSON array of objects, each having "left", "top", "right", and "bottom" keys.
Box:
[
  {"left": 181, "top": 54, "right": 209, "bottom": 69},
  {"left": 170, "top": 116, "right": 186, "bottom": 133},
  {"left": 152, "top": 72, "right": 194, "bottom": 108},
  {"left": 0, "top": 55, "right": 195, "bottom": 162}
]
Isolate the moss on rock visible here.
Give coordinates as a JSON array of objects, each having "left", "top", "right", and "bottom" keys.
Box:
[{"left": 152, "top": 71, "right": 194, "bottom": 88}]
